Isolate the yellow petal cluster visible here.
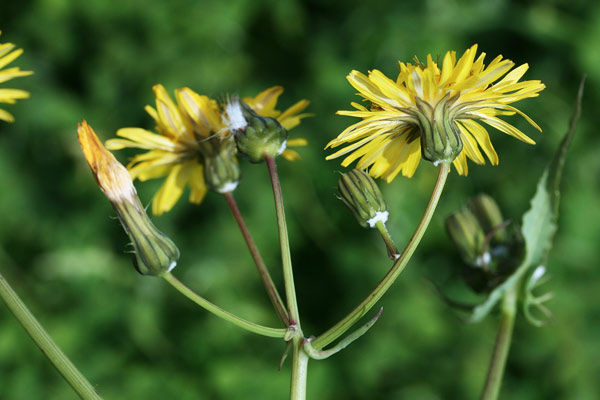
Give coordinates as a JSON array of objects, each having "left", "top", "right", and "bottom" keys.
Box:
[
  {"left": 0, "top": 31, "right": 33, "bottom": 123},
  {"left": 326, "top": 44, "right": 545, "bottom": 181},
  {"left": 78, "top": 121, "right": 137, "bottom": 203},
  {"left": 107, "top": 85, "right": 310, "bottom": 215}
]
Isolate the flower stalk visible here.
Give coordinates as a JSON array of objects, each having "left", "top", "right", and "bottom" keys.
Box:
[
  {"left": 265, "top": 155, "right": 300, "bottom": 324},
  {"left": 312, "top": 162, "right": 450, "bottom": 350},
  {"left": 479, "top": 286, "right": 518, "bottom": 400},
  {"left": 375, "top": 220, "right": 400, "bottom": 259},
  {"left": 0, "top": 271, "right": 102, "bottom": 399},
  {"left": 162, "top": 273, "right": 286, "bottom": 338},
  {"left": 223, "top": 191, "right": 289, "bottom": 325}
]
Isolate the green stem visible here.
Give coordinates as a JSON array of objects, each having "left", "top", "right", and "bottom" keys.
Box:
[
  {"left": 265, "top": 156, "right": 300, "bottom": 325},
  {"left": 375, "top": 220, "right": 400, "bottom": 259},
  {"left": 312, "top": 162, "right": 450, "bottom": 350},
  {"left": 290, "top": 336, "right": 310, "bottom": 400},
  {"left": 223, "top": 192, "right": 289, "bottom": 326},
  {"left": 479, "top": 286, "right": 517, "bottom": 400},
  {"left": 0, "top": 271, "right": 102, "bottom": 399},
  {"left": 264, "top": 156, "right": 307, "bottom": 399},
  {"left": 162, "top": 273, "right": 286, "bottom": 338}
]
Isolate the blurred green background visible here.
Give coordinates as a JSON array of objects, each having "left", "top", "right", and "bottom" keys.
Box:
[{"left": 1, "top": 0, "right": 599, "bottom": 398}]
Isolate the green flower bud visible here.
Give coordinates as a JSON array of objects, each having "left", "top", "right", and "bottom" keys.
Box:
[
  {"left": 226, "top": 98, "right": 288, "bottom": 163},
  {"left": 199, "top": 136, "right": 241, "bottom": 193},
  {"left": 468, "top": 194, "right": 508, "bottom": 243},
  {"left": 115, "top": 198, "right": 180, "bottom": 276},
  {"left": 414, "top": 94, "right": 463, "bottom": 164},
  {"left": 445, "top": 194, "right": 526, "bottom": 293},
  {"left": 78, "top": 121, "right": 180, "bottom": 276},
  {"left": 338, "top": 169, "right": 388, "bottom": 228},
  {"left": 445, "top": 208, "right": 486, "bottom": 267}
]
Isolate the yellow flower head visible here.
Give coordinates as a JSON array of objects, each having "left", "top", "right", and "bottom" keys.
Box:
[
  {"left": 326, "top": 44, "right": 545, "bottom": 181},
  {"left": 107, "top": 85, "right": 310, "bottom": 215},
  {"left": 0, "top": 31, "right": 33, "bottom": 123}
]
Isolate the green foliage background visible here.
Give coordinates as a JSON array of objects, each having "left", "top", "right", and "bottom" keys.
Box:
[{"left": 1, "top": 0, "right": 599, "bottom": 398}]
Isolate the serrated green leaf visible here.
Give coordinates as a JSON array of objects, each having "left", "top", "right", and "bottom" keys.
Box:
[
  {"left": 520, "top": 170, "right": 557, "bottom": 269},
  {"left": 522, "top": 76, "right": 584, "bottom": 269},
  {"left": 464, "top": 77, "right": 585, "bottom": 324}
]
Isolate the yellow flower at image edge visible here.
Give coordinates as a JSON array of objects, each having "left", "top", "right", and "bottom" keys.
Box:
[
  {"left": 106, "top": 85, "right": 310, "bottom": 215},
  {"left": 326, "top": 44, "right": 545, "bottom": 181},
  {"left": 0, "top": 31, "right": 33, "bottom": 122}
]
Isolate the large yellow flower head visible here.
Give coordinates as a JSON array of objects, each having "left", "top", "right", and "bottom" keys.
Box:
[
  {"left": 107, "top": 85, "right": 309, "bottom": 215},
  {"left": 326, "top": 44, "right": 545, "bottom": 181},
  {"left": 0, "top": 31, "right": 33, "bottom": 123}
]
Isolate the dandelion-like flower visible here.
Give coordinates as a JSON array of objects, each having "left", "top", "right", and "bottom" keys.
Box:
[
  {"left": 107, "top": 85, "right": 310, "bottom": 215},
  {"left": 0, "top": 31, "right": 33, "bottom": 123},
  {"left": 326, "top": 44, "right": 545, "bottom": 181}
]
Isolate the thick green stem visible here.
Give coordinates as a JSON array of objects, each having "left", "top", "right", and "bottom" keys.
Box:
[
  {"left": 479, "top": 286, "right": 517, "bottom": 400},
  {"left": 0, "top": 271, "right": 102, "bottom": 399},
  {"left": 290, "top": 336, "right": 310, "bottom": 400},
  {"left": 223, "top": 192, "right": 289, "bottom": 326},
  {"left": 265, "top": 156, "right": 300, "bottom": 325},
  {"left": 264, "top": 156, "right": 307, "bottom": 399},
  {"left": 312, "top": 162, "right": 450, "bottom": 350},
  {"left": 162, "top": 273, "right": 286, "bottom": 338}
]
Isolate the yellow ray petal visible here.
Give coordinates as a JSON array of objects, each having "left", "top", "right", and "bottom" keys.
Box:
[
  {"left": 152, "top": 163, "right": 190, "bottom": 215},
  {"left": 244, "top": 86, "right": 283, "bottom": 117}
]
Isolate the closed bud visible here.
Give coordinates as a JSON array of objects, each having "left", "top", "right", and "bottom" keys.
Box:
[
  {"left": 445, "top": 208, "right": 486, "bottom": 267},
  {"left": 199, "top": 136, "right": 240, "bottom": 193},
  {"left": 468, "top": 194, "right": 508, "bottom": 243},
  {"left": 226, "top": 98, "right": 288, "bottom": 163},
  {"left": 415, "top": 94, "right": 463, "bottom": 164},
  {"left": 338, "top": 170, "right": 388, "bottom": 228},
  {"left": 78, "top": 121, "right": 180, "bottom": 276}
]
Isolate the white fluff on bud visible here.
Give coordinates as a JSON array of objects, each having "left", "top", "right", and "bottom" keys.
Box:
[{"left": 224, "top": 99, "right": 248, "bottom": 132}]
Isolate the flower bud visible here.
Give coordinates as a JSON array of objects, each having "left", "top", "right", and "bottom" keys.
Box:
[
  {"left": 414, "top": 94, "right": 463, "bottom": 164},
  {"left": 445, "top": 208, "right": 486, "bottom": 266},
  {"left": 78, "top": 121, "right": 180, "bottom": 276},
  {"left": 199, "top": 136, "right": 240, "bottom": 193},
  {"left": 338, "top": 169, "right": 388, "bottom": 228},
  {"left": 468, "top": 194, "right": 508, "bottom": 243},
  {"left": 226, "top": 98, "right": 288, "bottom": 163}
]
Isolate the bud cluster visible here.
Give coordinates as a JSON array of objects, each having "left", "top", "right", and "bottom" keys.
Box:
[{"left": 445, "top": 194, "right": 524, "bottom": 293}]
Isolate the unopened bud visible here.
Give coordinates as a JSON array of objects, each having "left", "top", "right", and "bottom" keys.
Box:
[
  {"left": 199, "top": 136, "right": 240, "bottom": 193},
  {"left": 445, "top": 208, "right": 486, "bottom": 266},
  {"left": 78, "top": 121, "right": 180, "bottom": 276},
  {"left": 468, "top": 194, "right": 508, "bottom": 242},
  {"left": 415, "top": 94, "right": 463, "bottom": 164},
  {"left": 227, "top": 98, "right": 288, "bottom": 163},
  {"left": 338, "top": 170, "right": 388, "bottom": 228}
]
